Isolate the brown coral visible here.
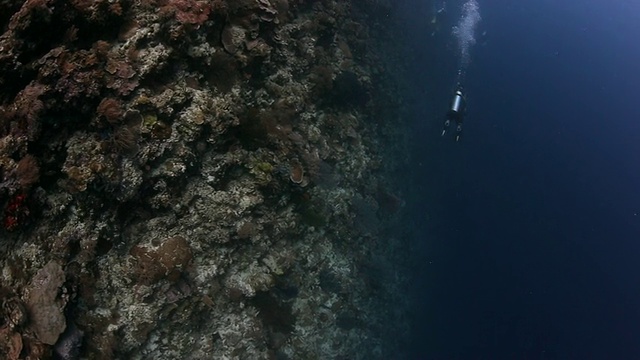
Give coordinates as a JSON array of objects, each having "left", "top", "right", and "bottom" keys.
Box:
[
  {"left": 159, "top": 0, "right": 212, "bottom": 26},
  {"left": 9, "top": 83, "right": 47, "bottom": 140},
  {"left": 96, "top": 97, "right": 124, "bottom": 124},
  {"left": 206, "top": 52, "right": 238, "bottom": 92},
  {"left": 174, "top": 0, "right": 211, "bottom": 25},
  {"left": 221, "top": 23, "right": 245, "bottom": 54},
  {"left": 15, "top": 154, "right": 40, "bottom": 189},
  {"left": 289, "top": 161, "right": 304, "bottom": 184},
  {"left": 237, "top": 221, "right": 259, "bottom": 240},
  {"left": 108, "top": 125, "right": 138, "bottom": 154},
  {"left": 130, "top": 236, "right": 193, "bottom": 285},
  {"left": 0, "top": 327, "right": 23, "bottom": 360},
  {"left": 24, "top": 261, "right": 67, "bottom": 345}
]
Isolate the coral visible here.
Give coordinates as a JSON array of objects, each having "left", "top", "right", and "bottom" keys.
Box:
[
  {"left": 237, "top": 221, "right": 259, "bottom": 239},
  {"left": 24, "top": 260, "right": 67, "bottom": 345},
  {"left": 205, "top": 52, "right": 238, "bottom": 92},
  {"left": 157, "top": 0, "right": 213, "bottom": 25},
  {"left": 15, "top": 155, "right": 40, "bottom": 189},
  {"left": 225, "top": 262, "right": 276, "bottom": 298},
  {"left": 2, "top": 297, "right": 28, "bottom": 330},
  {"left": 3, "top": 193, "right": 29, "bottom": 231},
  {"left": 130, "top": 236, "right": 193, "bottom": 285},
  {"left": 7, "top": 83, "right": 47, "bottom": 140},
  {"left": 221, "top": 23, "right": 246, "bottom": 55},
  {"left": 247, "top": 157, "right": 274, "bottom": 186},
  {"left": 60, "top": 132, "right": 111, "bottom": 193},
  {"left": 0, "top": 326, "right": 23, "bottom": 360},
  {"left": 69, "top": 0, "right": 125, "bottom": 21},
  {"left": 108, "top": 125, "right": 139, "bottom": 154},
  {"left": 104, "top": 57, "right": 139, "bottom": 96},
  {"left": 172, "top": 0, "right": 211, "bottom": 25},
  {"left": 96, "top": 97, "right": 124, "bottom": 125},
  {"left": 289, "top": 159, "right": 305, "bottom": 185},
  {"left": 0, "top": 0, "right": 412, "bottom": 358}
]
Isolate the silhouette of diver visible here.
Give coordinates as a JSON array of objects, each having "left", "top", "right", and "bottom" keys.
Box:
[{"left": 441, "top": 82, "right": 466, "bottom": 142}]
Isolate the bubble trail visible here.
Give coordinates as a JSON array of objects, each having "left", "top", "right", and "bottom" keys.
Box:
[{"left": 452, "top": 0, "right": 481, "bottom": 71}]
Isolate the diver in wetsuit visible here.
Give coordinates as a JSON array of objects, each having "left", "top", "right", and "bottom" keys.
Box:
[{"left": 441, "top": 82, "right": 466, "bottom": 142}]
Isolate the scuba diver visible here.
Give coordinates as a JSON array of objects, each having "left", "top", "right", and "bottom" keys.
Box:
[
  {"left": 441, "top": 82, "right": 466, "bottom": 142},
  {"left": 440, "top": 0, "right": 480, "bottom": 141}
]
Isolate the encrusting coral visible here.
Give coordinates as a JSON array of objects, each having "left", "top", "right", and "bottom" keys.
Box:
[{"left": 0, "top": 0, "right": 411, "bottom": 358}]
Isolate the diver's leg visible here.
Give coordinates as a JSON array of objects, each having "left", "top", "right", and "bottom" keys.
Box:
[
  {"left": 455, "top": 122, "right": 463, "bottom": 142},
  {"left": 442, "top": 118, "right": 451, "bottom": 136}
]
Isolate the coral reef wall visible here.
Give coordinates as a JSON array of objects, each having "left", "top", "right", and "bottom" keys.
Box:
[{"left": 0, "top": 0, "right": 410, "bottom": 358}]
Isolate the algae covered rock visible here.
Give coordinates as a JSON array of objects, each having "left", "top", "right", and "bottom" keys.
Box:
[{"left": 25, "top": 261, "right": 67, "bottom": 345}]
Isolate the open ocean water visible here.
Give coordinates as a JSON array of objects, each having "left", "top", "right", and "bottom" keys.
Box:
[{"left": 401, "top": 0, "right": 640, "bottom": 358}]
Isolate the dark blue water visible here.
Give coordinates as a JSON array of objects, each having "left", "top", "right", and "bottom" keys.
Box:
[{"left": 403, "top": 0, "right": 640, "bottom": 358}]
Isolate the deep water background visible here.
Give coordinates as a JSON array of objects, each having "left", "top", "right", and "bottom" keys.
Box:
[{"left": 397, "top": 0, "right": 640, "bottom": 358}]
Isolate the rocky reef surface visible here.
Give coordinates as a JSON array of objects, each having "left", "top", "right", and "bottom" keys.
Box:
[{"left": 0, "top": 0, "right": 411, "bottom": 358}]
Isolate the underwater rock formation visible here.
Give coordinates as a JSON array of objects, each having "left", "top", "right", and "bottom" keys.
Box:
[{"left": 0, "top": 0, "right": 411, "bottom": 358}]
